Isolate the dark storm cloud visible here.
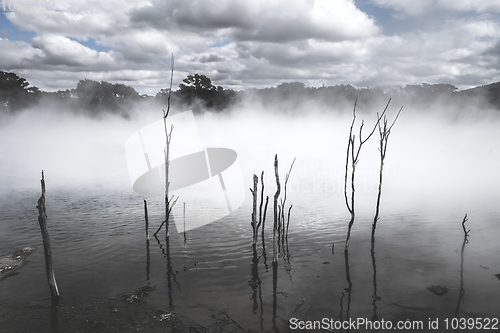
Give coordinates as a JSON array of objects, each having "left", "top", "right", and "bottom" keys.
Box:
[
  {"left": 129, "top": 0, "right": 379, "bottom": 43},
  {"left": 129, "top": 0, "right": 253, "bottom": 31}
]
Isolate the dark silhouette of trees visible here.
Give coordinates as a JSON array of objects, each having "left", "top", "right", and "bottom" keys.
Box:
[
  {"left": 175, "top": 73, "right": 237, "bottom": 112},
  {"left": 3, "top": 69, "right": 500, "bottom": 117},
  {"left": 0, "top": 71, "right": 40, "bottom": 112},
  {"left": 72, "top": 79, "right": 141, "bottom": 116}
]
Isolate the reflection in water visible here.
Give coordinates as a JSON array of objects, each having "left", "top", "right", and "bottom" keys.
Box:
[
  {"left": 261, "top": 232, "right": 269, "bottom": 271},
  {"left": 341, "top": 250, "right": 353, "bottom": 328},
  {"left": 455, "top": 215, "right": 470, "bottom": 318},
  {"left": 144, "top": 200, "right": 149, "bottom": 240},
  {"left": 370, "top": 237, "right": 380, "bottom": 324},
  {"left": 183, "top": 202, "right": 187, "bottom": 245},
  {"left": 165, "top": 236, "right": 174, "bottom": 308},
  {"left": 272, "top": 261, "right": 278, "bottom": 333},
  {"left": 144, "top": 200, "right": 151, "bottom": 282},
  {"left": 154, "top": 226, "right": 180, "bottom": 308},
  {"left": 50, "top": 304, "right": 59, "bottom": 331},
  {"left": 249, "top": 243, "right": 264, "bottom": 330},
  {"left": 145, "top": 239, "right": 150, "bottom": 282}
]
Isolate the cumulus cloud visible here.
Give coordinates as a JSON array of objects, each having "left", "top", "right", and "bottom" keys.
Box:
[
  {"left": 130, "top": 0, "right": 379, "bottom": 42},
  {"left": 0, "top": 0, "right": 499, "bottom": 94},
  {"left": 30, "top": 35, "right": 115, "bottom": 67},
  {"left": 0, "top": 38, "right": 44, "bottom": 69}
]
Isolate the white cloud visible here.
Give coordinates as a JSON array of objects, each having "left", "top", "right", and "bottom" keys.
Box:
[
  {"left": 30, "top": 35, "right": 115, "bottom": 67},
  {"left": 1, "top": 0, "right": 500, "bottom": 94},
  {"left": 130, "top": 0, "right": 380, "bottom": 42},
  {"left": 0, "top": 38, "right": 44, "bottom": 69}
]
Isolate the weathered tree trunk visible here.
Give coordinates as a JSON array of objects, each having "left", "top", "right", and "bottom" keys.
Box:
[
  {"left": 250, "top": 174, "right": 258, "bottom": 245},
  {"left": 258, "top": 171, "right": 265, "bottom": 239},
  {"left": 36, "top": 170, "right": 60, "bottom": 303},
  {"left": 158, "top": 53, "right": 178, "bottom": 238},
  {"left": 455, "top": 214, "right": 469, "bottom": 317},
  {"left": 144, "top": 199, "right": 149, "bottom": 240},
  {"left": 273, "top": 155, "right": 281, "bottom": 263}
]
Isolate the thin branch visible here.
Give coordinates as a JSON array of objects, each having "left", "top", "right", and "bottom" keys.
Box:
[
  {"left": 462, "top": 214, "right": 470, "bottom": 242},
  {"left": 360, "top": 98, "right": 391, "bottom": 145},
  {"left": 164, "top": 53, "right": 174, "bottom": 119},
  {"left": 344, "top": 101, "right": 357, "bottom": 214}
]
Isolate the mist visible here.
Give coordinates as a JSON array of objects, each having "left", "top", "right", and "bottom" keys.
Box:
[{"left": 1, "top": 94, "right": 499, "bottom": 218}]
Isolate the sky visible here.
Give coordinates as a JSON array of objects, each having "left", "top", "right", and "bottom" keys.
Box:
[{"left": 1, "top": 0, "right": 500, "bottom": 95}]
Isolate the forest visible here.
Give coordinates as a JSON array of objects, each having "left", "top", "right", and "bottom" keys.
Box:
[{"left": 1, "top": 70, "right": 500, "bottom": 117}]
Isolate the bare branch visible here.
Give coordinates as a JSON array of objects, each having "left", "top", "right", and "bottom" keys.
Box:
[
  {"left": 387, "top": 106, "right": 403, "bottom": 133},
  {"left": 359, "top": 99, "right": 390, "bottom": 145},
  {"left": 164, "top": 53, "right": 174, "bottom": 119}
]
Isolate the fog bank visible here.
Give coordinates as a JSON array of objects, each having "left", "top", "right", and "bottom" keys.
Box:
[{"left": 1, "top": 100, "right": 499, "bottom": 216}]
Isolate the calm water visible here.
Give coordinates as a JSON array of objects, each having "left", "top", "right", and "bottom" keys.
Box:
[
  {"left": 1, "top": 107, "right": 500, "bottom": 331},
  {"left": 1, "top": 188, "right": 499, "bottom": 331}
]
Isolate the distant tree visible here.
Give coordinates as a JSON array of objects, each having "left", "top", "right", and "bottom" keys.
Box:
[
  {"left": 72, "top": 79, "right": 140, "bottom": 115},
  {"left": 0, "top": 71, "right": 40, "bottom": 111},
  {"left": 276, "top": 82, "right": 306, "bottom": 96},
  {"left": 403, "top": 83, "right": 458, "bottom": 106},
  {"left": 176, "top": 73, "right": 236, "bottom": 112}
]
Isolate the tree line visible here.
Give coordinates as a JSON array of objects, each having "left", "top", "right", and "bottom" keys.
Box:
[{"left": 1, "top": 70, "right": 499, "bottom": 117}]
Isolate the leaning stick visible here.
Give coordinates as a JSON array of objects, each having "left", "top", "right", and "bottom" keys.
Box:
[{"left": 36, "top": 170, "right": 60, "bottom": 302}]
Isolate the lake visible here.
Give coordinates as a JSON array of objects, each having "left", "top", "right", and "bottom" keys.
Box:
[{"left": 1, "top": 104, "right": 499, "bottom": 332}]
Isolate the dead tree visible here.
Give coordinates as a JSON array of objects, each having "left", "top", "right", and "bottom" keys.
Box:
[
  {"left": 273, "top": 155, "right": 281, "bottom": 263},
  {"left": 279, "top": 158, "right": 295, "bottom": 255},
  {"left": 455, "top": 214, "right": 470, "bottom": 317},
  {"left": 144, "top": 199, "right": 149, "bottom": 240},
  {"left": 259, "top": 171, "right": 269, "bottom": 242},
  {"left": 250, "top": 172, "right": 269, "bottom": 245},
  {"left": 250, "top": 174, "right": 259, "bottom": 244},
  {"left": 280, "top": 159, "right": 295, "bottom": 239},
  {"left": 155, "top": 53, "right": 179, "bottom": 237},
  {"left": 344, "top": 100, "right": 388, "bottom": 252},
  {"left": 371, "top": 104, "right": 402, "bottom": 243},
  {"left": 36, "top": 170, "right": 60, "bottom": 303}
]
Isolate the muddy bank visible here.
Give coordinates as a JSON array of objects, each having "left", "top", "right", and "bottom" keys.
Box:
[{"left": 0, "top": 285, "right": 246, "bottom": 333}]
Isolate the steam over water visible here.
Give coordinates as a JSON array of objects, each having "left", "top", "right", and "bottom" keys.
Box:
[{"left": 1, "top": 103, "right": 499, "bottom": 331}]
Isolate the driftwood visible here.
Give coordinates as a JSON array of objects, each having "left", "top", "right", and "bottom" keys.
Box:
[{"left": 36, "top": 170, "right": 60, "bottom": 303}]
